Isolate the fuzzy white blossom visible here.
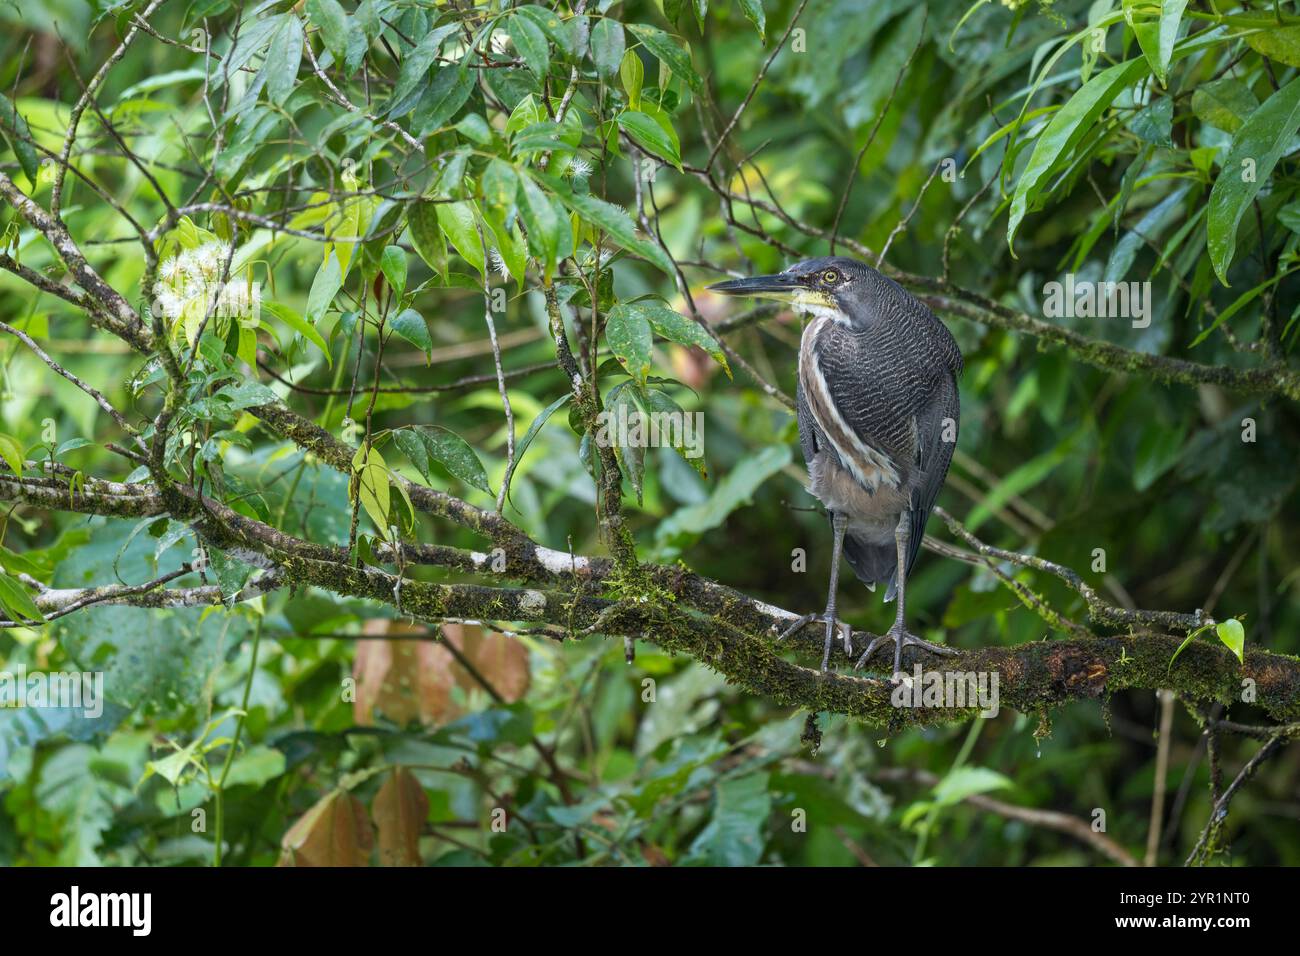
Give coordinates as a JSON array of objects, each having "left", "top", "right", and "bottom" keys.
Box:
[
  {"left": 489, "top": 248, "right": 510, "bottom": 282},
  {"left": 564, "top": 156, "right": 593, "bottom": 181}
]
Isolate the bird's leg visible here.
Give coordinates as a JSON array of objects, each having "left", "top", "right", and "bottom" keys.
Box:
[
  {"left": 775, "top": 511, "right": 853, "bottom": 670},
  {"left": 855, "top": 509, "right": 955, "bottom": 681}
]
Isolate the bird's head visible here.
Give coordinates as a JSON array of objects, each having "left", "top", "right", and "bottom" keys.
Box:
[{"left": 707, "top": 256, "right": 878, "bottom": 329}]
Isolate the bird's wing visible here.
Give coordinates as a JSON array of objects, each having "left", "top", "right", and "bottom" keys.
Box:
[
  {"left": 794, "top": 378, "right": 822, "bottom": 470},
  {"left": 905, "top": 370, "right": 959, "bottom": 578}
]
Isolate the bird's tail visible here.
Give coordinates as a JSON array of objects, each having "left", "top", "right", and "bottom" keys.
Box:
[{"left": 842, "top": 534, "right": 898, "bottom": 602}]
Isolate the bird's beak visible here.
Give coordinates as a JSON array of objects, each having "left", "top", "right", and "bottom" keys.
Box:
[{"left": 707, "top": 272, "right": 803, "bottom": 303}]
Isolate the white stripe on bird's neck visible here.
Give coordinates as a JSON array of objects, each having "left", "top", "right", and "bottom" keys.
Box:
[{"left": 791, "top": 289, "right": 850, "bottom": 326}]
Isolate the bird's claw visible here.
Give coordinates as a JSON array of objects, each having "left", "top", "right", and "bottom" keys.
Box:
[
  {"left": 775, "top": 612, "right": 854, "bottom": 671},
  {"left": 854, "top": 625, "right": 956, "bottom": 682}
]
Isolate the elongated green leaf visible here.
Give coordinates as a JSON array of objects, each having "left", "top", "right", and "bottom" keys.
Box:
[
  {"left": 620, "top": 299, "right": 728, "bottom": 375},
  {"left": 737, "top": 0, "right": 766, "bottom": 40},
  {"left": 605, "top": 303, "right": 654, "bottom": 384},
  {"left": 501, "top": 393, "right": 570, "bottom": 505},
  {"left": 548, "top": 178, "right": 675, "bottom": 275},
  {"left": 481, "top": 159, "right": 519, "bottom": 211},
  {"left": 626, "top": 23, "right": 702, "bottom": 93},
  {"left": 620, "top": 49, "right": 644, "bottom": 110},
  {"left": 379, "top": 245, "right": 407, "bottom": 296},
  {"left": 0, "top": 96, "right": 39, "bottom": 183},
  {"left": 932, "top": 766, "right": 1012, "bottom": 806},
  {"left": 306, "top": 251, "right": 343, "bottom": 321},
  {"left": 262, "top": 302, "right": 330, "bottom": 364},
  {"left": 519, "top": 174, "right": 561, "bottom": 272},
  {"left": 1008, "top": 58, "right": 1148, "bottom": 249},
  {"left": 507, "top": 12, "right": 550, "bottom": 77},
  {"left": 0, "top": 570, "right": 43, "bottom": 623},
  {"left": 264, "top": 14, "right": 303, "bottom": 105},
  {"left": 408, "top": 199, "right": 448, "bottom": 278},
  {"left": 436, "top": 200, "right": 486, "bottom": 276},
  {"left": 417, "top": 426, "right": 491, "bottom": 494},
  {"left": 413, "top": 64, "right": 473, "bottom": 135},
  {"left": 306, "top": 0, "right": 349, "bottom": 65},
  {"left": 351, "top": 445, "right": 391, "bottom": 532},
  {"left": 617, "top": 109, "right": 681, "bottom": 169},
  {"left": 590, "top": 19, "right": 625, "bottom": 77},
  {"left": 388, "top": 23, "right": 460, "bottom": 117},
  {"left": 1207, "top": 76, "right": 1300, "bottom": 285}
]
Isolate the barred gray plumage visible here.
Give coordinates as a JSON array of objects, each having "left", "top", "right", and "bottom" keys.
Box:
[{"left": 710, "top": 256, "right": 962, "bottom": 679}]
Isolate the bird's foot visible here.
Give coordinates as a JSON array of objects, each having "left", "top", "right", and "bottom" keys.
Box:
[
  {"left": 775, "top": 612, "right": 854, "bottom": 671},
  {"left": 854, "top": 625, "right": 956, "bottom": 683}
]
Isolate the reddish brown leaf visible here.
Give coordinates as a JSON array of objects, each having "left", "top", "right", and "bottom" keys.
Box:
[
  {"left": 278, "top": 789, "right": 373, "bottom": 867},
  {"left": 372, "top": 767, "right": 429, "bottom": 867},
  {"left": 352, "top": 620, "right": 530, "bottom": 728}
]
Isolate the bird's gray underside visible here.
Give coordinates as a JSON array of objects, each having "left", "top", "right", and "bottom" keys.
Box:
[{"left": 796, "top": 325, "right": 960, "bottom": 598}]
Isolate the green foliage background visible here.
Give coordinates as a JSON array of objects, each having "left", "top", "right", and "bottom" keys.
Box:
[{"left": 0, "top": 0, "right": 1297, "bottom": 866}]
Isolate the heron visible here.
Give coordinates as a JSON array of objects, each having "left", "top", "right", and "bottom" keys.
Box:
[{"left": 709, "top": 256, "right": 961, "bottom": 680}]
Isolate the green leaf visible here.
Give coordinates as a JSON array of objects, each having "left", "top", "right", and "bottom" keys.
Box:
[
  {"left": 224, "top": 745, "right": 287, "bottom": 788},
  {"left": 606, "top": 383, "right": 647, "bottom": 502},
  {"left": 620, "top": 49, "right": 644, "bottom": 110},
  {"left": 1133, "top": 420, "right": 1184, "bottom": 492},
  {"left": 389, "top": 308, "right": 431, "bottom": 355},
  {"left": 617, "top": 109, "right": 682, "bottom": 169},
  {"left": 628, "top": 298, "right": 729, "bottom": 375},
  {"left": 737, "top": 0, "right": 766, "bottom": 41},
  {"left": 1216, "top": 618, "right": 1245, "bottom": 664},
  {"left": 1191, "top": 78, "right": 1257, "bottom": 133},
  {"left": 501, "top": 393, "right": 570, "bottom": 505},
  {"left": 507, "top": 12, "right": 550, "bottom": 77},
  {"left": 305, "top": 0, "right": 349, "bottom": 66},
  {"left": 408, "top": 199, "right": 449, "bottom": 279},
  {"left": 590, "top": 19, "right": 625, "bottom": 78},
  {"left": 0, "top": 433, "right": 24, "bottom": 477},
  {"left": 351, "top": 445, "right": 391, "bottom": 532},
  {"left": 1008, "top": 58, "right": 1147, "bottom": 249},
  {"left": 1207, "top": 76, "right": 1300, "bottom": 285},
  {"left": 388, "top": 23, "right": 460, "bottom": 117},
  {"left": 626, "top": 24, "right": 703, "bottom": 94},
  {"left": 306, "top": 251, "right": 343, "bottom": 321},
  {"left": 656, "top": 444, "right": 791, "bottom": 551},
  {"left": 0, "top": 95, "right": 40, "bottom": 183},
  {"left": 932, "top": 766, "right": 1012, "bottom": 806},
  {"left": 379, "top": 245, "right": 407, "bottom": 296},
  {"left": 1245, "top": 25, "right": 1300, "bottom": 68},
  {"left": 548, "top": 178, "right": 675, "bottom": 275},
  {"left": 416, "top": 426, "right": 491, "bottom": 494},
  {"left": 262, "top": 302, "right": 330, "bottom": 365},
  {"left": 519, "top": 174, "right": 561, "bottom": 273},
  {"left": 263, "top": 14, "right": 303, "bottom": 105},
  {"left": 686, "top": 773, "right": 771, "bottom": 866},
  {"left": 436, "top": 200, "right": 486, "bottom": 277},
  {"left": 413, "top": 64, "right": 473, "bottom": 136},
  {"left": 1130, "top": 0, "right": 1187, "bottom": 87},
  {"left": 481, "top": 159, "right": 520, "bottom": 211},
  {"left": 393, "top": 429, "right": 430, "bottom": 481},
  {"left": 486, "top": 211, "right": 526, "bottom": 284},
  {"left": 0, "top": 570, "right": 44, "bottom": 623},
  {"left": 605, "top": 303, "right": 654, "bottom": 384}
]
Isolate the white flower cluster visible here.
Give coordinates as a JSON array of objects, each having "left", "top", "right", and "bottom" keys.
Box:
[{"left": 151, "top": 241, "right": 259, "bottom": 334}]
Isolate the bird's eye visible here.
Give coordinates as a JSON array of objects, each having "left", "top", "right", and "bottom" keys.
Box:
[{"left": 821, "top": 269, "right": 839, "bottom": 285}]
